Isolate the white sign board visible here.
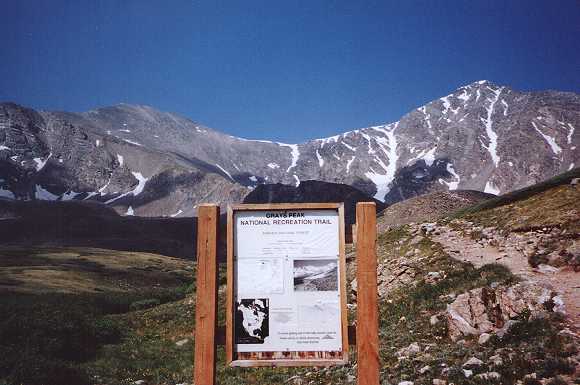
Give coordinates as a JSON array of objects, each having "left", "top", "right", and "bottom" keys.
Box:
[{"left": 233, "top": 208, "right": 344, "bottom": 354}]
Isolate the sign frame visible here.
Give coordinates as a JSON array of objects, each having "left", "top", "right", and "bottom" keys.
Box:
[{"left": 225, "top": 203, "right": 349, "bottom": 367}]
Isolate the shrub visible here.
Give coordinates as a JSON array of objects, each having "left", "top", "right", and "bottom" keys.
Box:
[{"left": 130, "top": 298, "right": 161, "bottom": 311}]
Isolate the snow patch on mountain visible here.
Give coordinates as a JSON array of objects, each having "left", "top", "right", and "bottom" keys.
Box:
[
  {"left": 33, "top": 153, "right": 52, "bottom": 171},
  {"left": 364, "top": 123, "right": 399, "bottom": 201},
  {"left": 267, "top": 162, "right": 280, "bottom": 169},
  {"left": 316, "top": 150, "right": 324, "bottom": 167},
  {"left": 36, "top": 185, "right": 59, "bottom": 200},
  {"left": 117, "top": 154, "right": 124, "bottom": 167},
  {"left": 361, "top": 132, "right": 375, "bottom": 154},
  {"left": 346, "top": 156, "right": 356, "bottom": 173},
  {"left": 170, "top": 209, "right": 183, "bottom": 218},
  {"left": 131, "top": 172, "right": 148, "bottom": 195},
  {"left": 408, "top": 146, "right": 437, "bottom": 167},
  {"left": 61, "top": 191, "right": 80, "bottom": 201},
  {"left": 532, "top": 122, "right": 562, "bottom": 155},
  {"left": 501, "top": 100, "right": 509, "bottom": 116},
  {"left": 480, "top": 87, "right": 503, "bottom": 167},
  {"left": 123, "top": 139, "right": 142, "bottom": 146},
  {"left": 567, "top": 123, "right": 575, "bottom": 144},
  {"left": 457, "top": 89, "right": 471, "bottom": 103},
  {"left": 418, "top": 106, "right": 433, "bottom": 129},
  {"left": 283, "top": 144, "right": 300, "bottom": 172},
  {"left": 0, "top": 186, "right": 14, "bottom": 199},
  {"left": 215, "top": 163, "right": 233, "bottom": 180},
  {"left": 105, "top": 172, "right": 149, "bottom": 204},
  {"left": 441, "top": 163, "right": 460, "bottom": 190},
  {"left": 342, "top": 142, "right": 356, "bottom": 152},
  {"left": 441, "top": 96, "right": 451, "bottom": 115},
  {"left": 484, "top": 180, "right": 500, "bottom": 195}
]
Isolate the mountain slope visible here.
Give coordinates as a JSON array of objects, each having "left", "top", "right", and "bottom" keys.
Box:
[{"left": 1, "top": 80, "right": 578, "bottom": 216}]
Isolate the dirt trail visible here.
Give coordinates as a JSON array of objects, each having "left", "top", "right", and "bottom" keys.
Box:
[{"left": 432, "top": 226, "right": 580, "bottom": 336}]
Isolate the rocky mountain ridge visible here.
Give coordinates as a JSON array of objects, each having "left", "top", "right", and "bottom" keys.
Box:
[{"left": 0, "top": 80, "right": 578, "bottom": 216}]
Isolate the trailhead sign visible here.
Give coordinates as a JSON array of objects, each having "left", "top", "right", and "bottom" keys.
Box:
[{"left": 226, "top": 203, "right": 348, "bottom": 366}]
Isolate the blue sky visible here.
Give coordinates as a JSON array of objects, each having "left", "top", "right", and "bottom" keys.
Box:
[{"left": 1, "top": 0, "right": 579, "bottom": 143}]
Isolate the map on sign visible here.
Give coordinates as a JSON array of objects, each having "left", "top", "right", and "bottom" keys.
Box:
[
  {"left": 234, "top": 208, "right": 343, "bottom": 353},
  {"left": 235, "top": 298, "right": 270, "bottom": 344},
  {"left": 237, "top": 258, "right": 284, "bottom": 294}
]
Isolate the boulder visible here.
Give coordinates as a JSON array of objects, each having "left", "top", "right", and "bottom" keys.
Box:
[{"left": 446, "top": 282, "right": 564, "bottom": 341}]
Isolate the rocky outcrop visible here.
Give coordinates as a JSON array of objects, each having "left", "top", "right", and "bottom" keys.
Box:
[{"left": 446, "top": 282, "right": 565, "bottom": 341}]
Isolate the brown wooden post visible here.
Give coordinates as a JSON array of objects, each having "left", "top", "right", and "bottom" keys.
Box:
[
  {"left": 356, "top": 202, "right": 379, "bottom": 385},
  {"left": 194, "top": 204, "right": 220, "bottom": 385}
]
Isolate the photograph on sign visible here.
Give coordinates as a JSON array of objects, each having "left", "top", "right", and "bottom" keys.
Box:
[
  {"left": 227, "top": 204, "right": 348, "bottom": 366},
  {"left": 293, "top": 258, "right": 338, "bottom": 291}
]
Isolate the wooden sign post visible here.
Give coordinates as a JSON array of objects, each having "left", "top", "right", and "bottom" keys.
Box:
[
  {"left": 192, "top": 202, "right": 379, "bottom": 385},
  {"left": 355, "top": 202, "right": 379, "bottom": 385},
  {"left": 193, "top": 204, "right": 219, "bottom": 385}
]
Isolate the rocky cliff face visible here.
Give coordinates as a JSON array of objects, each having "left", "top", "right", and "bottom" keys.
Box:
[{"left": 1, "top": 80, "right": 578, "bottom": 216}]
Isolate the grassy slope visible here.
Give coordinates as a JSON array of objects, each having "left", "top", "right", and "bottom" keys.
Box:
[
  {"left": 0, "top": 247, "right": 194, "bottom": 385},
  {"left": 451, "top": 167, "right": 580, "bottom": 222}
]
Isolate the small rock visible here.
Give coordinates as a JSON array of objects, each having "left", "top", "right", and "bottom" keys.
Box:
[
  {"left": 536, "top": 264, "right": 558, "bottom": 274},
  {"left": 419, "top": 365, "right": 431, "bottom": 374},
  {"left": 430, "top": 314, "right": 440, "bottom": 326},
  {"left": 478, "top": 333, "right": 492, "bottom": 344},
  {"left": 462, "top": 369, "right": 473, "bottom": 378},
  {"left": 133, "top": 381, "right": 145, "bottom": 385},
  {"left": 439, "top": 293, "right": 456, "bottom": 302},
  {"left": 463, "top": 357, "right": 484, "bottom": 367},
  {"left": 475, "top": 372, "right": 501, "bottom": 381},
  {"left": 489, "top": 354, "right": 503, "bottom": 366},
  {"left": 398, "top": 382, "right": 414, "bottom": 385},
  {"left": 496, "top": 320, "right": 519, "bottom": 338},
  {"left": 175, "top": 338, "right": 189, "bottom": 347},
  {"left": 432, "top": 380, "right": 446, "bottom": 385},
  {"left": 426, "top": 271, "right": 442, "bottom": 284},
  {"left": 570, "top": 177, "right": 580, "bottom": 185},
  {"left": 396, "top": 342, "right": 421, "bottom": 359}
]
